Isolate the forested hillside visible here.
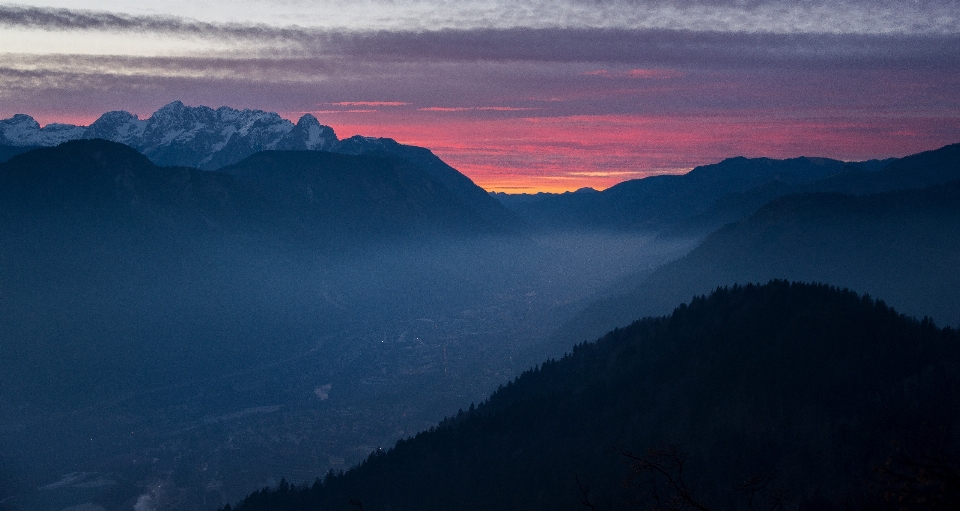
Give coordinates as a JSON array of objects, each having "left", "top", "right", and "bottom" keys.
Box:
[{"left": 228, "top": 281, "right": 960, "bottom": 511}]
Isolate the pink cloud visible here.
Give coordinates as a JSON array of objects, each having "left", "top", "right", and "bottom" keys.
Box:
[
  {"left": 325, "top": 101, "right": 411, "bottom": 107},
  {"left": 583, "top": 69, "right": 685, "bottom": 79}
]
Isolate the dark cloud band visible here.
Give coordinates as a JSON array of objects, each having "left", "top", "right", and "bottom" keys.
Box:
[
  {"left": 1, "top": 5, "right": 958, "bottom": 70},
  {"left": 0, "top": 5, "right": 302, "bottom": 39},
  {"left": 325, "top": 29, "right": 960, "bottom": 69}
]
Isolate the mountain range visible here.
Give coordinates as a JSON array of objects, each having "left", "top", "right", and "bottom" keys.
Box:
[
  {"left": 0, "top": 101, "right": 419, "bottom": 171},
  {"left": 0, "top": 139, "right": 517, "bottom": 253},
  {"left": 495, "top": 143, "right": 960, "bottom": 235},
  {"left": 3, "top": 102, "right": 960, "bottom": 511}
]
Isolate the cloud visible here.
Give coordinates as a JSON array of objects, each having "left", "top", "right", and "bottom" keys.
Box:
[
  {"left": 419, "top": 106, "right": 538, "bottom": 112},
  {"left": 330, "top": 29, "right": 960, "bottom": 70},
  {"left": 0, "top": 4, "right": 300, "bottom": 39},
  {"left": 584, "top": 68, "right": 685, "bottom": 78},
  {"left": 3, "top": 1, "right": 959, "bottom": 34},
  {"left": 1, "top": 5, "right": 958, "bottom": 71},
  {"left": 326, "top": 101, "right": 411, "bottom": 106}
]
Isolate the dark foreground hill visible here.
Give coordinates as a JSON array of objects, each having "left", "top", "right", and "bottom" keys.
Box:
[{"left": 228, "top": 281, "right": 960, "bottom": 511}]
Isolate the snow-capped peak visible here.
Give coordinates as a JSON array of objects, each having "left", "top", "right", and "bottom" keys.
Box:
[
  {"left": 0, "top": 114, "right": 86, "bottom": 146},
  {"left": 0, "top": 102, "right": 341, "bottom": 169}
]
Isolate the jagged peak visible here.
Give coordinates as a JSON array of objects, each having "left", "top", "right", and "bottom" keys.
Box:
[
  {"left": 89, "top": 110, "right": 141, "bottom": 125},
  {"left": 1, "top": 114, "right": 41, "bottom": 129},
  {"left": 296, "top": 113, "right": 320, "bottom": 126},
  {"left": 155, "top": 100, "right": 186, "bottom": 113}
]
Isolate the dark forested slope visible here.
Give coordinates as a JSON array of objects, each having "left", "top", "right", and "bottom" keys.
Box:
[{"left": 229, "top": 281, "right": 960, "bottom": 511}]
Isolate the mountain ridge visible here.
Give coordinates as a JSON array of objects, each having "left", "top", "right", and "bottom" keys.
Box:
[
  {"left": 0, "top": 102, "right": 339, "bottom": 170},
  {"left": 495, "top": 144, "right": 960, "bottom": 234},
  {"left": 0, "top": 139, "right": 518, "bottom": 246},
  {"left": 546, "top": 177, "right": 960, "bottom": 353}
]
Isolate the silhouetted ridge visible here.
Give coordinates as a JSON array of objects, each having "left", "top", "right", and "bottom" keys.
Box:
[
  {"left": 0, "top": 139, "right": 257, "bottom": 233},
  {"left": 219, "top": 149, "right": 516, "bottom": 237},
  {"left": 0, "top": 140, "right": 517, "bottom": 243},
  {"left": 227, "top": 281, "right": 960, "bottom": 511},
  {"left": 812, "top": 142, "right": 960, "bottom": 195},
  {"left": 497, "top": 142, "right": 960, "bottom": 235},
  {"left": 555, "top": 178, "right": 960, "bottom": 349}
]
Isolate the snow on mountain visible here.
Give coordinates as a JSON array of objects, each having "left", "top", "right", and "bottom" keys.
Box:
[
  {"left": 83, "top": 110, "right": 148, "bottom": 146},
  {"left": 276, "top": 114, "right": 338, "bottom": 151},
  {"left": 0, "top": 102, "right": 341, "bottom": 170},
  {"left": 0, "top": 114, "right": 85, "bottom": 146}
]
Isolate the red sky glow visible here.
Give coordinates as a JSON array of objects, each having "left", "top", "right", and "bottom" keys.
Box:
[{"left": 1, "top": 2, "right": 959, "bottom": 192}]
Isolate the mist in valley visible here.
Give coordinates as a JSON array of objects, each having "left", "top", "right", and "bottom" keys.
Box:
[{"left": 0, "top": 226, "right": 696, "bottom": 511}]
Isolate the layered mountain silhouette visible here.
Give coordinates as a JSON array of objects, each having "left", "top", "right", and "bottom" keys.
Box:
[
  {"left": 228, "top": 281, "right": 960, "bottom": 511},
  {"left": 496, "top": 143, "right": 960, "bottom": 234},
  {"left": 495, "top": 156, "right": 872, "bottom": 231},
  {"left": 554, "top": 178, "right": 960, "bottom": 349},
  {"left": 0, "top": 102, "right": 499, "bottom": 179},
  {"left": 0, "top": 139, "right": 516, "bottom": 244},
  {"left": 0, "top": 138, "right": 519, "bottom": 417}
]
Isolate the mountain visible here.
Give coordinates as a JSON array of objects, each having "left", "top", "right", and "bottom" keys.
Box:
[
  {"left": 0, "top": 139, "right": 517, "bottom": 249},
  {"left": 673, "top": 142, "right": 960, "bottom": 237},
  {"left": 227, "top": 281, "right": 960, "bottom": 511},
  {"left": 552, "top": 179, "right": 960, "bottom": 349},
  {"left": 0, "top": 139, "right": 265, "bottom": 236},
  {"left": 497, "top": 155, "right": 868, "bottom": 232},
  {"left": 218, "top": 149, "right": 515, "bottom": 240},
  {"left": 332, "top": 135, "right": 518, "bottom": 229},
  {"left": 497, "top": 143, "right": 960, "bottom": 236},
  {"left": 0, "top": 102, "right": 338, "bottom": 170},
  {"left": 0, "top": 103, "right": 512, "bottom": 225},
  {"left": 0, "top": 114, "right": 85, "bottom": 146},
  {"left": 810, "top": 141, "right": 960, "bottom": 195},
  {"left": 0, "top": 144, "right": 39, "bottom": 163}
]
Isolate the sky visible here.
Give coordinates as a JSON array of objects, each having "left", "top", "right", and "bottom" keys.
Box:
[{"left": 1, "top": 1, "right": 959, "bottom": 192}]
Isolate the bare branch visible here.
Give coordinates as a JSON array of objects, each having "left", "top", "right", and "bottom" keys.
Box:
[{"left": 575, "top": 473, "right": 597, "bottom": 511}]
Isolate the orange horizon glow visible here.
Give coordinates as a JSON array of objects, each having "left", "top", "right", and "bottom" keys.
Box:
[
  {"left": 301, "top": 110, "right": 960, "bottom": 192},
  {"left": 18, "top": 109, "right": 960, "bottom": 194}
]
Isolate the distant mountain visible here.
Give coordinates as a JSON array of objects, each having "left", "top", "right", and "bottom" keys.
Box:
[
  {"left": 0, "top": 114, "right": 85, "bottom": 146},
  {"left": 496, "top": 155, "right": 868, "bottom": 231},
  {"left": 332, "top": 135, "right": 518, "bottom": 229},
  {"left": 0, "top": 138, "right": 520, "bottom": 415},
  {"left": 670, "top": 142, "right": 960, "bottom": 237},
  {"left": 219, "top": 149, "right": 516, "bottom": 239},
  {"left": 0, "top": 103, "right": 514, "bottom": 227},
  {"left": 228, "top": 281, "right": 960, "bottom": 511},
  {"left": 810, "top": 142, "right": 960, "bottom": 195},
  {"left": 553, "top": 179, "right": 960, "bottom": 349},
  {"left": 0, "top": 139, "right": 264, "bottom": 235},
  {"left": 0, "top": 102, "right": 339, "bottom": 170},
  {"left": 0, "top": 139, "right": 517, "bottom": 247},
  {"left": 496, "top": 144, "right": 960, "bottom": 234}
]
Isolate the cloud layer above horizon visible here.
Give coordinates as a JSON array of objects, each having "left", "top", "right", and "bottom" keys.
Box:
[{"left": 1, "top": 1, "right": 959, "bottom": 191}]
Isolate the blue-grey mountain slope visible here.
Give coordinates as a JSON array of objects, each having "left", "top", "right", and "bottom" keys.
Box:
[
  {"left": 550, "top": 178, "right": 960, "bottom": 350},
  {"left": 496, "top": 143, "right": 960, "bottom": 235}
]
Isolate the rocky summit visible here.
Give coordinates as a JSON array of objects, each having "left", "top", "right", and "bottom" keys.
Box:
[{"left": 0, "top": 101, "right": 340, "bottom": 170}]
